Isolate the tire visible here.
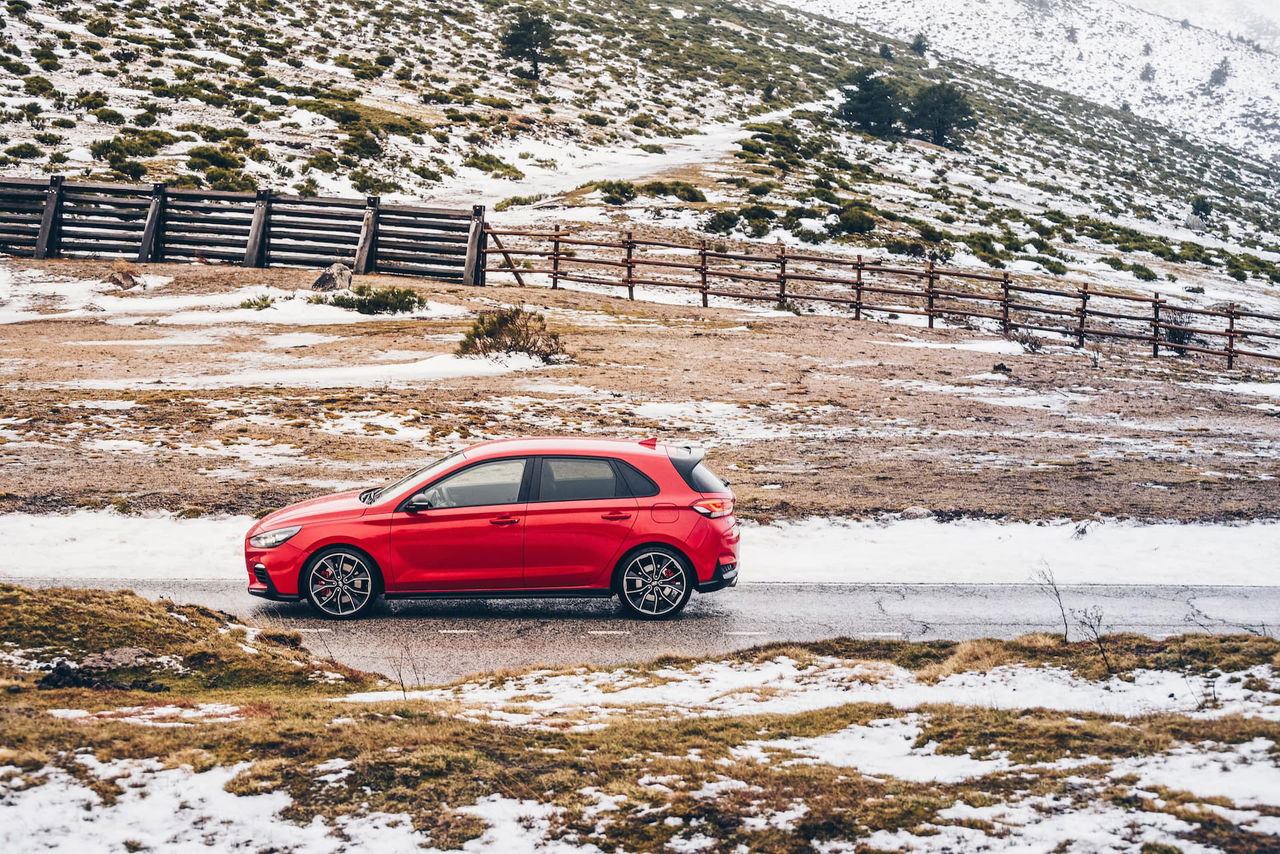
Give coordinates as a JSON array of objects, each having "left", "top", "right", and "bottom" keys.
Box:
[
  {"left": 615, "top": 546, "right": 693, "bottom": 620},
  {"left": 302, "top": 546, "right": 381, "bottom": 620}
]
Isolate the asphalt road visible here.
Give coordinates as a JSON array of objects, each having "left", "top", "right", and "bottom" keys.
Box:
[{"left": 11, "top": 577, "right": 1277, "bottom": 681}]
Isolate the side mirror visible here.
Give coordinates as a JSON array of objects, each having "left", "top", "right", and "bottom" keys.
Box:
[{"left": 405, "top": 494, "right": 433, "bottom": 512}]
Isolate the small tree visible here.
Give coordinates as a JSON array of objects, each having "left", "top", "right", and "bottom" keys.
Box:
[
  {"left": 908, "top": 82, "right": 977, "bottom": 148},
  {"left": 835, "top": 68, "right": 902, "bottom": 138},
  {"left": 1140, "top": 63, "right": 1155, "bottom": 82},
  {"left": 1190, "top": 195, "right": 1212, "bottom": 219},
  {"left": 500, "top": 6, "right": 563, "bottom": 79},
  {"left": 1065, "top": 26, "right": 1078, "bottom": 44},
  {"left": 1208, "top": 58, "right": 1231, "bottom": 87},
  {"left": 909, "top": 32, "right": 929, "bottom": 56},
  {"left": 878, "top": 43, "right": 894, "bottom": 60}
]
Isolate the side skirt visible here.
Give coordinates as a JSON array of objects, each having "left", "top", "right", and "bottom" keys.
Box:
[{"left": 383, "top": 588, "right": 615, "bottom": 601}]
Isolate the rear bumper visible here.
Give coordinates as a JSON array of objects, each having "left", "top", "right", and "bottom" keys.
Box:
[{"left": 696, "top": 560, "right": 738, "bottom": 593}]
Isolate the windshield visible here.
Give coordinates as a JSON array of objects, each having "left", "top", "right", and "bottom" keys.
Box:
[{"left": 361, "top": 450, "right": 466, "bottom": 504}]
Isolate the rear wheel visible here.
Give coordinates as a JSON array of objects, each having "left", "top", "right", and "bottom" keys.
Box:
[
  {"left": 616, "top": 546, "right": 693, "bottom": 620},
  {"left": 303, "top": 547, "right": 380, "bottom": 619}
]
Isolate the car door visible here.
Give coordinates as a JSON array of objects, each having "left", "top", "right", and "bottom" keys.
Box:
[
  {"left": 389, "top": 457, "right": 530, "bottom": 591},
  {"left": 522, "top": 456, "right": 639, "bottom": 588}
]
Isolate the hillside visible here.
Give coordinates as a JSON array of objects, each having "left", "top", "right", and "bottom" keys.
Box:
[
  {"left": 1, "top": 0, "right": 1279, "bottom": 320},
  {"left": 776, "top": 0, "right": 1280, "bottom": 164}
]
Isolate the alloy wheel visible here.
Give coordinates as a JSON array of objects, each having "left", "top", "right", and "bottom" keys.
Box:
[
  {"left": 621, "top": 551, "right": 688, "bottom": 617},
  {"left": 308, "top": 552, "right": 374, "bottom": 617}
]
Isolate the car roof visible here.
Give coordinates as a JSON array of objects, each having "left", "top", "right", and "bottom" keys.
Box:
[{"left": 463, "top": 436, "right": 680, "bottom": 460}]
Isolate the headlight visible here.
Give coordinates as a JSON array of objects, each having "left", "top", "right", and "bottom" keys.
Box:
[{"left": 249, "top": 525, "right": 301, "bottom": 549}]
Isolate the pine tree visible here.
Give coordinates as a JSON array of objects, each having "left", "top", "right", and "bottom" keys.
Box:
[
  {"left": 500, "top": 6, "right": 563, "bottom": 79},
  {"left": 1208, "top": 58, "right": 1231, "bottom": 87},
  {"left": 835, "top": 68, "right": 902, "bottom": 138},
  {"left": 1190, "top": 195, "right": 1213, "bottom": 219},
  {"left": 878, "top": 43, "right": 894, "bottom": 60},
  {"left": 909, "top": 33, "right": 929, "bottom": 56},
  {"left": 907, "top": 82, "right": 977, "bottom": 148},
  {"left": 1140, "top": 63, "right": 1155, "bottom": 82}
]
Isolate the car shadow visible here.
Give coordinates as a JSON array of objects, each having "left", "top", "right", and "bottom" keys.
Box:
[{"left": 250, "top": 594, "right": 729, "bottom": 623}]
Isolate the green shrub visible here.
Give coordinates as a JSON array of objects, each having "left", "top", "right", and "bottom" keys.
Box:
[
  {"left": 463, "top": 152, "right": 523, "bottom": 180},
  {"left": 4, "top": 143, "right": 41, "bottom": 159},
  {"left": 312, "top": 284, "right": 426, "bottom": 315},
  {"left": 583, "top": 113, "right": 609, "bottom": 126},
  {"left": 1130, "top": 264, "right": 1158, "bottom": 282},
  {"left": 640, "top": 181, "right": 705, "bottom": 202},
  {"left": 458, "top": 307, "right": 564, "bottom": 362},
  {"left": 187, "top": 145, "right": 244, "bottom": 170},
  {"left": 91, "top": 107, "right": 127, "bottom": 125},
  {"left": 594, "top": 180, "right": 637, "bottom": 205},
  {"left": 239, "top": 294, "right": 275, "bottom": 310}
]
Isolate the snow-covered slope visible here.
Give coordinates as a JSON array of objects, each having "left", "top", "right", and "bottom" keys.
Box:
[
  {"left": 772, "top": 0, "right": 1280, "bottom": 163},
  {"left": 1127, "top": 0, "right": 1280, "bottom": 53}
]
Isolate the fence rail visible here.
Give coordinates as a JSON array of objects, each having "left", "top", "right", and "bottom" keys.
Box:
[
  {"left": 484, "top": 227, "right": 1280, "bottom": 369},
  {"left": 0, "top": 175, "right": 487, "bottom": 284}
]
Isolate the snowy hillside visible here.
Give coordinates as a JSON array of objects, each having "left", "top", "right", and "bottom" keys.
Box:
[
  {"left": 1127, "top": 0, "right": 1280, "bottom": 53},
  {"left": 773, "top": 0, "right": 1280, "bottom": 163}
]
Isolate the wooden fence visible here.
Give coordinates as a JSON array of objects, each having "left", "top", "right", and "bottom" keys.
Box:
[
  {"left": 0, "top": 175, "right": 487, "bottom": 284},
  {"left": 485, "top": 227, "right": 1280, "bottom": 369}
]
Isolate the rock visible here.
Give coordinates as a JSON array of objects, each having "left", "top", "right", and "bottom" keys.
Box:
[
  {"left": 992, "top": 362, "right": 1012, "bottom": 373},
  {"left": 312, "top": 262, "right": 352, "bottom": 292},
  {"left": 80, "top": 646, "right": 153, "bottom": 670},
  {"left": 900, "top": 506, "right": 933, "bottom": 520},
  {"left": 106, "top": 268, "right": 140, "bottom": 290},
  {"left": 1184, "top": 214, "right": 1207, "bottom": 233}
]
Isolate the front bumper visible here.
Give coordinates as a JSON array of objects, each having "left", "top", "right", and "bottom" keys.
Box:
[
  {"left": 246, "top": 561, "right": 302, "bottom": 602},
  {"left": 696, "top": 560, "right": 739, "bottom": 593}
]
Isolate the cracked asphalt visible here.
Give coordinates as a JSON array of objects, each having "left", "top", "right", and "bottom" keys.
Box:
[{"left": 14, "top": 578, "right": 1278, "bottom": 680}]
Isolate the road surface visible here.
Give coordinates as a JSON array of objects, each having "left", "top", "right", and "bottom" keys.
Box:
[{"left": 11, "top": 577, "right": 1276, "bottom": 680}]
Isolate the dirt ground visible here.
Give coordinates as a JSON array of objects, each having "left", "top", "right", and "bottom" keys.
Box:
[{"left": 1, "top": 257, "right": 1277, "bottom": 522}]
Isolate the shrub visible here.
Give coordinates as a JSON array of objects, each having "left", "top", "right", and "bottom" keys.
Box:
[
  {"left": 639, "top": 181, "right": 705, "bottom": 202},
  {"left": 583, "top": 113, "right": 609, "bottom": 126},
  {"left": 594, "top": 180, "right": 637, "bottom": 204},
  {"left": 91, "top": 107, "right": 127, "bottom": 125},
  {"left": 240, "top": 294, "right": 275, "bottom": 310},
  {"left": 458, "top": 307, "right": 564, "bottom": 362},
  {"left": 463, "top": 152, "right": 523, "bottom": 180},
  {"left": 1130, "top": 264, "right": 1158, "bottom": 282},
  {"left": 835, "top": 207, "right": 876, "bottom": 235},
  {"left": 313, "top": 284, "right": 425, "bottom": 315},
  {"left": 4, "top": 143, "right": 41, "bottom": 159}
]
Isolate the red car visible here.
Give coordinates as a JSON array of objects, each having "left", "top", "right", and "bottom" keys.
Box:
[{"left": 245, "top": 437, "right": 739, "bottom": 619}]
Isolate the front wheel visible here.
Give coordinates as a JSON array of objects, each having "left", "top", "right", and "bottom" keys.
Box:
[
  {"left": 303, "top": 547, "right": 380, "bottom": 619},
  {"left": 616, "top": 547, "right": 693, "bottom": 620}
]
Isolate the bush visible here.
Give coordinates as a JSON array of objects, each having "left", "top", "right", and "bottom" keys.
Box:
[
  {"left": 312, "top": 284, "right": 426, "bottom": 315},
  {"left": 463, "top": 152, "right": 523, "bottom": 180},
  {"left": 639, "top": 181, "right": 705, "bottom": 202},
  {"left": 835, "top": 207, "right": 876, "bottom": 235},
  {"left": 458, "top": 307, "right": 564, "bottom": 363},
  {"left": 186, "top": 145, "right": 243, "bottom": 170},
  {"left": 5, "top": 143, "right": 41, "bottom": 159},
  {"left": 594, "top": 180, "right": 637, "bottom": 205},
  {"left": 239, "top": 294, "right": 275, "bottom": 310},
  {"left": 91, "top": 107, "right": 127, "bottom": 125}
]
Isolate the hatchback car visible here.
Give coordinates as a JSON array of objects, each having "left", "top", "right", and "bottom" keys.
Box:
[{"left": 245, "top": 437, "right": 739, "bottom": 619}]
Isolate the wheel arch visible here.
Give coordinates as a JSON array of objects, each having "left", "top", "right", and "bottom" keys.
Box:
[
  {"left": 610, "top": 541, "right": 694, "bottom": 594},
  {"left": 302, "top": 542, "right": 386, "bottom": 595}
]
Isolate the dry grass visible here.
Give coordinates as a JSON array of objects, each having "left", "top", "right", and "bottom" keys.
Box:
[{"left": 916, "top": 639, "right": 1015, "bottom": 684}]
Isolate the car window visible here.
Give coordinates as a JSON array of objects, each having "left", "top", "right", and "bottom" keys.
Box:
[
  {"left": 617, "top": 461, "right": 660, "bottom": 497},
  {"left": 688, "top": 462, "right": 728, "bottom": 493},
  {"left": 538, "top": 457, "right": 622, "bottom": 502},
  {"left": 419, "top": 458, "right": 526, "bottom": 509}
]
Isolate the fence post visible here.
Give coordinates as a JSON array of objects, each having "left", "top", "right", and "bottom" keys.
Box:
[
  {"left": 243, "top": 188, "right": 272, "bottom": 268},
  {"left": 1151, "top": 292, "right": 1162, "bottom": 357},
  {"left": 551, "top": 231, "right": 561, "bottom": 289},
  {"left": 462, "top": 204, "right": 486, "bottom": 286},
  {"left": 1076, "top": 283, "right": 1089, "bottom": 348},
  {"left": 853, "top": 255, "right": 864, "bottom": 321},
  {"left": 353, "top": 195, "right": 380, "bottom": 275},
  {"left": 1226, "top": 303, "right": 1237, "bottom": 370},
  {"left": 34, "top": 175, "right": 65, "bottom": 260},
  {"left": 1000, "top": 272, "right": 1011, "bottom": 335},
  {"left": 925, "top": 260, "right": 936, "bottom": 329},
  {"left": 136, "top": 182, "right": 167, "bottom": 263},
  {"left": 699, "top": 240, "right": 709, "bottom": 308},
  {"left": 624, "top": 229, "right": 635, "bottom": 300},
  {"left": 777, "top": 242, "right": 788, "bottom": 305}
]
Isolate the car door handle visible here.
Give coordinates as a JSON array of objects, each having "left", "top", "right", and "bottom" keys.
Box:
[
  {"left": 489, "top": 516, "right": 519, "bottom": 526},
  {"left": 601, "top": 512, "right": 632, "bottom": 520}
]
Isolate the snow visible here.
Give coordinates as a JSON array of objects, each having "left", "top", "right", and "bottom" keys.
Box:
[
  {"left": 1109, "top": 738, "right": 1280, "bottom": 808},
  {"left": 741, "top": 516, "right": 1280, "bottom": 585},
  {"left": 63, "top": 353, "right": 546, "bottom": 390},
  {"left": 0, "top": 758, "right": 427, "bottom": 853},
  {"left": 774, "top": 0, "right": 1280, "bottom": 162},
  {"left": 737, "top": 714, "right": 1010, "bottom": 782},
  {"left": 339, "top": 655, "right": 1279, "bottom": 726},
  {"left": 4, "top": 511, "right": 1276, "bottom": 585}
]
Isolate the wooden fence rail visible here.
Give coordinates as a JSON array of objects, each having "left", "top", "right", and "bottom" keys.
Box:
[
  {"left": 485, "top": 227, "right": 1280, "bottom": 369},
  {"left": 0, "top": 175, "right": 487, "bottom": 285}
]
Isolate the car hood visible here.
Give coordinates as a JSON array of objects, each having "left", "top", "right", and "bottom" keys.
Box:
[{"left": 251, "top": 490, "right": 367, "bottom": 533}]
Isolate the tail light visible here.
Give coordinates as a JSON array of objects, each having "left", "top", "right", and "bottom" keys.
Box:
[{"left": 692, "top": 498, "right": 734, "bottom": 518}]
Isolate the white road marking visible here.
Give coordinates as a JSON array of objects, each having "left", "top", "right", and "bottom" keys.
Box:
[
  {"left": 438, "top": 629, "right": 479, "bottom": 634},
  {"left": 724, "top": 631, "right": 767, "bottom": 636},
  {"left": 291, "top": 628, "right": 333, "bottom": 634},
  {"left": 587, "top": 630, "right": 631, "bottom": 635}
]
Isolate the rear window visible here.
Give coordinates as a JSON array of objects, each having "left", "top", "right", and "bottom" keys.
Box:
[
  {"left": 616, "top": 460, "right": 659, "bottom": 497},
  {"left": 538, "top": 457, "right": 621, "bottom": 502},
  {"left": 686, "top": 462, "right": 729, "bottom": 493}
]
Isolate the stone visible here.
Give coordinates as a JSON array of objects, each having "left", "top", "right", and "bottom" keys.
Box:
[
  {"left": 900, "top": 506, "right": 933, "bottom": 520},
  {"left": 106, "top": 268, "right": 140, "bottom": 290},
  {"left": 80, "top": 646, "right": 153, "bottom": 670},
  {"left": 312, "top": 262, "right": 352, "bottom": 292}
]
